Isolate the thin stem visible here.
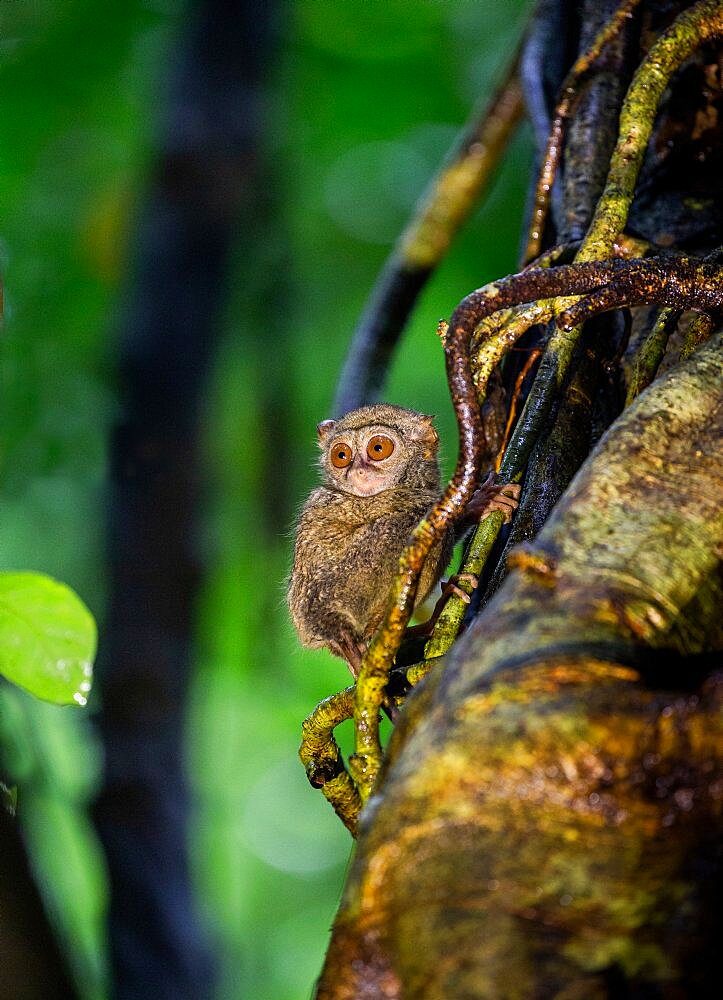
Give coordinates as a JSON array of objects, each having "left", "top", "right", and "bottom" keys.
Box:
[
  {"left": 680, "top": 312, "right": 717, "bottom": 361},
  {"left": 299, "top": 687, "right": 360, "bottom": 835},
  {"left": 423, "top": 511, "right": 505, "bottom": 660},
  {"left": 524, "top": 0, "right": 643, "bottom": 262},
  {"left": 625, "top": 307, "right": 680, "bottom": 405},
  {"left": 519, "top": 0, "right": 723, "bottom": 473},
  {"left": 579, "top": 0, "right": 723, "bottom": 263},
  {"left": 495, "top": 347, "right": 542, "bottom": 472}
]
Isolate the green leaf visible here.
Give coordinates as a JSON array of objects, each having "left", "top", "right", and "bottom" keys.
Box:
[{"left": 0, "top": 573, "right": 96, "bottom": 706}]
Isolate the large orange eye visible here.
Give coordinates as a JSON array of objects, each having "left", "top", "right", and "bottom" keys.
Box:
[
  {"left": 330, "top": 442, "right": 353, "bottom": 468},
  {"left": 366, "top": 434, "right": 395, "bottom": 461}
]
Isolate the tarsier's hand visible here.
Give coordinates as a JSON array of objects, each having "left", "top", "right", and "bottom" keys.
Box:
[{"left": 465, "top": 471, "right": 521, "bottom": 524}]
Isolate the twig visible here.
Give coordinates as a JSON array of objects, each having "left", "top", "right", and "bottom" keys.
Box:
[
  {"left": 495, "top": 347, "right": 542, "bottom": 472},
  {"left": 351, "top": 280, "right": 489, "bottom": 799},
  {"left": 299, "top": 687, "right": 360, "bottom": 836},
  {"left": 511, "top": 0, "right": 723, "bottom": 477},
  {"left": 578, "top": 0, "right": 723, "bottom": 263},
  {"left": 680, "top": 312, "right": 717, "bottom": 361},
  {"left": 625, "top": 307, "right": 680, "bottom": 405},
  {"left": 422, "top": 510, "right": 506, "bottom": 661}
]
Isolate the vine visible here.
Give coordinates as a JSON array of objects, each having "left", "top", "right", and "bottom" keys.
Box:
[{"left": 300, "top": 0, "right": 723, "bottom": 830}]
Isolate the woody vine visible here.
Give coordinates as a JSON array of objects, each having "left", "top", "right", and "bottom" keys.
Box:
[{"left": 300, "top": 0, "right": 723, "bottom": 835}]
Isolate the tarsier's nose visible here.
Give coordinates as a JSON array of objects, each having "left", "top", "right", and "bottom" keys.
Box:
[
  {"left": 348, "top": 453, "right": 372, "bottom": 474},
  {"left": 345, "top": 456, "right": 379, "bottom": 490}
]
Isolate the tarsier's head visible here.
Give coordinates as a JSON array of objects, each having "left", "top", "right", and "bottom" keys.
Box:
[{"left": 317, "top": 403, "right": 440, "bottom": 497}]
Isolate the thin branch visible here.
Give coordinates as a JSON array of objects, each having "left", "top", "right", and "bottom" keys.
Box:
[
  {"left": 299, "top": 687, "right": 359, "bottom": 836},
  {"left": 495, "top": 347, "right": 542, "bottom": 471},
  {"left": 422, "top": 510, "right": 506, "bottom": 661},
  {"left": 506, "top": 0, "right": 723, "bottom": 487},
  {"left": 625, "top": 307, "right": 680, "bottom": 404},
  {"left": 578, "top": 0, "right": 723, "bottom": 263},
  {"left": 680, "top": 311, "right": 717, "bottom": 360}
]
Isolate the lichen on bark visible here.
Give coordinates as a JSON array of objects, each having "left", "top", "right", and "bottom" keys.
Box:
[{"left": 317, "top": 331, "right": 723, "bottom": 999}]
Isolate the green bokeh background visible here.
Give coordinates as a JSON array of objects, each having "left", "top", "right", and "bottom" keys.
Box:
[{"left": 0, "top": 1, "right": 531, "bottom": 997}]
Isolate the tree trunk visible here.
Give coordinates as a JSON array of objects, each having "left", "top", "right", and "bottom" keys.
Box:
[
  {"left": 92, "top": 2, "right": 274, "bottom": 997},
  {"left": 315, "top": 0, "right": 723, "bottom": 994},
  {"left": 317, "top": 330, "right": 723, "bottom": 998}
]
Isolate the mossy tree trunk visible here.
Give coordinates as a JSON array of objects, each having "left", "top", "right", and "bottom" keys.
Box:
[
  {"left": 318, "top": 331, "right": 723, "bottom": 998},
  {"left": 314, "top": 1, "right": 723, "bottom": 995}
]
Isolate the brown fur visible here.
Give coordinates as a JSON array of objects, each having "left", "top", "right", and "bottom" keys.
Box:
[{"left": 288, "top": 405, "right": 452, "bottom": 670}]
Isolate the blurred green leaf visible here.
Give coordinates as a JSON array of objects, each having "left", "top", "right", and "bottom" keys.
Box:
[{"left": 0, "top": 572, "right": 96, "bottom": 705}]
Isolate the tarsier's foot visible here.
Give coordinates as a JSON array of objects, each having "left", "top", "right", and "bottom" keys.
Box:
[
  {"left": 404, "top": 620, "right": 435, "bottom": 639},
  {"left": 405, "top": 573, "right": 480, "bottom": 643},
  {"left": 330, "top": 632, "right": 367, "bottom": 679},
  {"left": 467, "top": 471, "right": 521, "bottom": 523}
]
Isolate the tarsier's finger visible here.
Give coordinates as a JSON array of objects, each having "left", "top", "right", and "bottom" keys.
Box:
[
  {"left": 441, "top": 573, "right": 479, "bottom": 604},
  {"left": 487, "top": 495, "right": 519, "bottom": 522}
]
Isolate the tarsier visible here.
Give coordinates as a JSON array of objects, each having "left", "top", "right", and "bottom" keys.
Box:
[{"left": 288, "top": 404, "right": 520, "bottom": 677}]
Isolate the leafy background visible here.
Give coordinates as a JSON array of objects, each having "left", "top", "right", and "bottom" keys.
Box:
[{"left": 0, "top": 0, "right": 530, "bottom": 997}]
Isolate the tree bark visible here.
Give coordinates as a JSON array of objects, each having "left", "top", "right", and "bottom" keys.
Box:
[
  {"left": 317, "top": 329, "right": 723, "bottom": 999},
  {"left": 315, "top": 0, "right": 723, "bottom": 994}
]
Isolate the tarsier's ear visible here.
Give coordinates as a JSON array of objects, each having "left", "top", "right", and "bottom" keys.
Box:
[
  {"left": 416, "top": 414, "right": 439, "bottom": 457},
  {"left": 316, "top": 419, "right": 337, "bottom": 446}
]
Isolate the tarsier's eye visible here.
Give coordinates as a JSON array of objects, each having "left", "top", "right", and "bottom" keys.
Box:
[
  {"left": 331, "top": 442, "right": 353, "bottom": 468},
  {"left": 366, "top": 434, "right": 395, "bottom": 461}
]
